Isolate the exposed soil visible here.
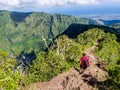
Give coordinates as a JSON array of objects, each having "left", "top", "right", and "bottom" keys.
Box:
[{"left": 21, "top": 43, "right": 108, "bottom": 90}]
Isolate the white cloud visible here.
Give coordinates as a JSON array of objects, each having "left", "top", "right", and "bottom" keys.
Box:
[
  {"left": 35, "top": 0, "right": 100, "bottom": 6},
  {"left": 70, "top": 0, "right": 100, "bottom": 4},
  {"left": 0, "top": 0, "right": 120, "bottom": 11},
  {"left": 0, "top": 0, "right": 19, "bottom": 6},
  {"left": 0, "top": 0, "right": 100, "bottom": 8},
  {"left": 99, "top": 0, "right": 120, "bottom": 3},
  {"left": 110, "top": 0, "right": 120, "bottom": 2}
]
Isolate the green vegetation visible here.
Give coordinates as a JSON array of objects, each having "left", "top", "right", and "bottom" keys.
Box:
[
  {"left": 0, "top": 10, "right": 98, "bottom": 54},
  {"left": 94, "top": 32, "right": 120, "bottom": 89},
  {"left": 23, "top": 28, "right": 120, "bottom": 89},
  {"left": 20, "top": 28, "right": 120, "bottom": 86},
  {"left": 0, "top": 27, "right": 120, "bottom": 89},
  {"left": 0, "top": 11, "right": 120, "bottom": 89},
  {"left": 0, "top": 50, "right": 23, "bottom": 90}
]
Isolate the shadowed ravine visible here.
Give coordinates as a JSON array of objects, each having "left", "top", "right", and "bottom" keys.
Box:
[{"left": 22, "top": 42, "right": 108, "bottom": 90}]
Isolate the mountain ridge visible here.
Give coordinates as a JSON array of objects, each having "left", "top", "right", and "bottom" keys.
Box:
[
  {"left": 21, "top": 41, "right": 108, "bottom": 90},
  {"left": 52, "top": 24, "right": 120, "bottom": 43},
  {"left": 0, "top": 10, "right": 98, "bottom": 54},
  {"left": 0, "top": 25, "right": 120, "bottom": 90}
]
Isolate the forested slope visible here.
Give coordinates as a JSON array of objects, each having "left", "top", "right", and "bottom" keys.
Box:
[
  {"left": 23, "top": 27, "right": 120, "bottom": 90},
  {"left": 0, "top": 10, "right": 98, "bottom": 54},
  {"left": 0, "top": 26, "right": 120, "bottom": 90},
  {"left": 0, "top": 11, "right": 120, "bottom": 89}
]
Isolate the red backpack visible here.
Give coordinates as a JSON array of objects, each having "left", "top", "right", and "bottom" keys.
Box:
[{"left": 83, "top": 57, "right": 89, "bottom": 69}]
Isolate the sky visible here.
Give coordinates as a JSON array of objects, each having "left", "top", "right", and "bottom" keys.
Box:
[{"left": 0, "top": 0, "right": 120, "bottom": 16}]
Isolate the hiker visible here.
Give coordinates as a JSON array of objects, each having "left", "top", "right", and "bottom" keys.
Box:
[{"left": 80, "top": 53, "right": 90, "bottom": 73}]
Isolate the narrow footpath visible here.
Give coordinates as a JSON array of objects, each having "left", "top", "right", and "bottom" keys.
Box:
[{"left": 22, "top": 43, "right": 108, "bottom": 90}]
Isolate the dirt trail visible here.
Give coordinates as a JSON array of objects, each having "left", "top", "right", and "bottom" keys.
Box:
[{"left": 22, "top": 43, "right": 108, "bottom": 90}]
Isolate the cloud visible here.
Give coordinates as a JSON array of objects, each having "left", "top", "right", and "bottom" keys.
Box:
[
  {"left": 34, "top": 0, "right": 100, "bottom": 6},
  {"left": 69, "top": 0, "right": 100, "bottom": 4},
  {"left": 110, "top": 0, "right": 120, "bottom": 2},
  {"left": 0, "top": 0, "right": 19, "bottom": 6},
  {"left": 99, "top": 0, "right": 120, "bottom": 3},
  {"left": 0, "top": 0, "right": 100, "bottom": 8},
  {"left": 0, "top": 0, "right": 120, "bottom": 11}
]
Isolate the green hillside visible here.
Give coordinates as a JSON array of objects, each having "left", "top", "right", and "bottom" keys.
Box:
[
  {"left": 0, "top": 11, "right": 120, "bottom": 89},
  {"left": 0, "top": 26, "right": 120, "bottom": 90},
  {"left": 0, "top": 10, "right": 98, "bottom": 54},
  {"left": 21, "top": 27, "right": 120, "bottom": 89}
]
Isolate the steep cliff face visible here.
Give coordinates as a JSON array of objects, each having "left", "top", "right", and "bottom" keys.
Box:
[
  {"left": 0, "top": 10, "right": 98, "bottom": 54},
  {"left": 61, "top": 24, "right": 120, "bottom": 39}
]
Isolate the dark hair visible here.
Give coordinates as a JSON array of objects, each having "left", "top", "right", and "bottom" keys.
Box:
[{"left": 83, "top": 53, "right": 86, "bottom": 56}]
